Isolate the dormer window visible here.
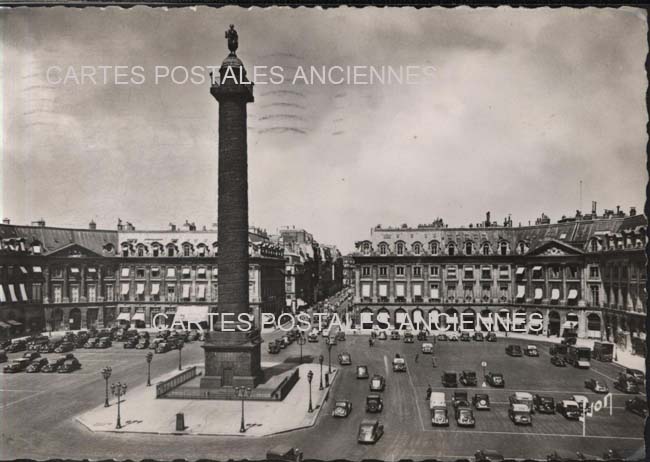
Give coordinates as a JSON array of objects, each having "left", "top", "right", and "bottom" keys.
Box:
[
  {"left": 447, "top": 242, "right": 455, "bottom": 256},
  {"left": 362, "top": 242, "right": 371, "bottom": 255},
  {"left": 379, "top": 243, "right": 388, "bottom": 255},
  {"left": 482, "top": 243, "right": 490, "bottom": 256},
  {"left": 465, "top": 242, "right": 473, "bottom": 255},
  {"left": 499, "top": 241, "right": 508, "bottom": 256},
  {"left": 430, "top": 241, "right": 439, "bottom": 255},
  {"left": 413, "top": 243, "right": 422, "bottom": 255},
  {"left": 183, "top": 244, "right": 192, "bottom": 257},
  {"left": 518, "top": 241, "right": 527, "bottom": 255},
  {"left": 166, "top": 245, "right": 175, "bottom": 257},
  {"left": 590, "top": 238, "right": 599, "bottom": 253},
  {"left": 396, "top": 242, "right": 404, "bottom": 255}
]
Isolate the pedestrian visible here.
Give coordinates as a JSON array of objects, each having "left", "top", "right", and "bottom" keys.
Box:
[
  {"left": 415, "top": 353, "right": 419, "bottom": 363},
  {"left": 425, "top": 384, "right": 432, "bottom": 401},
  {"left": 368, "top": 337, "right": 373, "bottom": 348}
]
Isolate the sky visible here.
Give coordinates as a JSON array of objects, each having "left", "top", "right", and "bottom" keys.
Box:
[{"left": 1, "top": 6, "right": 647, "bottom": 253}]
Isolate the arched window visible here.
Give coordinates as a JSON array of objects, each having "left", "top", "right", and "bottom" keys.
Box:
[
  {"left": 482, "top": 242, "right": 490, "bottom": 256},
  {"left": 590, "top": 238, "right": 598, "bottom": 252},
  {"left": 413, "top": 242, "right": 422, "bottom": 255},
  {"left": 166, "top": 244, "right": 175, "bottom": 257},
  {"left": 518, "top": 241, "right": 527, "bottom": 255},
  {"left": 465, "top": 242, "right": 473, "bottom": 255},
  {"left": 396, "top": 242, "right": 404, "bottom": 255},
  {"left": 448, "top": 242, "right": 456, "bottom": 256},
  {"left": 120, "top": 243, "right": 130, "bottom": 257},
  {"left": 152, "top": 244, "right": 160, "bottom": 257},
  {"left": 500, "top": 241, "right": 508, "bottom": 256},
  {"left": 197, "top": 244, "right": 208, "bottom": 257},
  {"left": 430, "top": 241, "right": 439, "bottom": 255},
  {"left": 183, "top": 244, "right": 192, "bottom": 257},
  {"left": 379, "top": 243, "right": 388, "bottom": 255},
  {"left": 362, "top": 242, "right": 371, "bottom": 255}
]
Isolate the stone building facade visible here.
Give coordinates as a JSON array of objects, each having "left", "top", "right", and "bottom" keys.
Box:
[{"left": 351, "top": 208, "right": 646, "bottom": 355}]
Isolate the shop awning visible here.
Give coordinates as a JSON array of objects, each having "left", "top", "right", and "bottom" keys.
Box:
[
  {"left": 33, "top": 266, "right": 42, "bottom": 273},
  {"left": 534, "top": 288, "right": 543, "bottom": 300},
  {"left": 197, "top": 268, "right": 206, "bottom": 276},
  {"left": 297, "top": 298, "right": 307, "bottom": 307},
  {"left": 532, "top": 266, "right": 542, "bottom": 276},
  {"left": 197, "top": 284, "right": 206, "bottom": 299},
  {"left": 19, "top": 266, "right": 28, "bottom": 274},
  {"left": 182, "top": 268, "right": 191, "bottom": 276},
  {"left": 379, "top": 284, "right": 388, "bottom": 297},
  {"left": 173, "top": 305, "right": 209, "bottom": 324},
  {"left": 395, "top": 283, "right": 405, "bottom": 297},
  {"left": 88, "top": 267, "right": 97, "bottom": 273},
  {"left": 182, "top": 284, "right": 191, "bottom": 298},
  {"left": 136, "top": 283, "right": 145, "bottom": 295},
  {"left": 132, "top": 312, "right": 145, "bottom": 322},
  {"left": 8, "top": 285, "right": 18, "bottom": 302},
  {"left": 0, "top": 321, "right": 10, "bottom": 328},
  {"left": 516, "top": 267, "right": 526, "bottom": 276},
  {"left": 121, "top": 283, "right": 130, "bottom": 295},
  {"left": 516, "top": 285, "right": 525, "bottom": 299},
  {"left": 70, "top": 267, "right": 80, "bottom": 274},
  {"left": 551, "top": 288, "right": 560, "bottom": 300},
  {"left": 0, "top": 285, "right": 6, "bottom": 303},
  {"left": 413, "top": 284, "right": 422, "bottom": 297},
  {"left": 121, "top": 268, "right": 130, "bottom": 277},
  {"left": 286, "top": 298, "right": 293, "bottom": 307},
  {"left": 19, "top": 284, "right": 28, "bottom": 301},
  {"left": 117, "top": 312, "right": 131, "bottom": 321},
  {"left": 568, "top": 289, "right": 578, "bottom": 300},
  {"left": 430, "top": 287, "right": 440, "bottom": 299},
  {"left": 6, "top": 320, "right": 22, "bottom": 326},
  {"left": 167, "top": 268, "right": 176, "bottom": 278},
  {"left": 151, "top": 283, "right": 160, "bottom": 296}
]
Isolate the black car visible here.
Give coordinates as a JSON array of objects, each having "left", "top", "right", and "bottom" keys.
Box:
[
  {"left": 473, "top": 332, "right": 484, "bottom": 342},
  {"left": 486, "top": 332, "right": 497, "bottom": 342},
  {"left": 614, "top": 374, "right": 640, "bottom": 394},
  {"left": 475, "top": 450, "right": 504, "bottom": 462},
  {"left": 452, "top": 391, "right": 470, "bottom": 409},
  {"left": 550, "top": 355, "right": 567, "bottom": 367},
  {"left": 26, "top": 357, "right": 49, "bottom": 373},
  {"left": 460, "top": 332, "right": 471, "bottom": 342},
  {"left": 473, "top": 393, "right": 490, "bottom": 410},
  {"left": 417, "top": 331, "right": 427, "bottom": 341},
  {"left": 41, "top": 356, "right": 70, "bottom": 373},
  {"left": 442, "top": 371, "right": 458, "bottom": 388},
  {"left": 625, "top": 397, "right": 647, "bottom": 417},
  {"left": 6, "top": 340, "right": 27, "bottom": 353},
  {"left": 459, "top": 370, "right": 477, "bottom": 386},
  {"left": 403, "top": 332, "right": 414, "bottom": 343},
  {"left": 437, "top": 334, "right": 448, "bottom": 341},
  {"left": 625, "top": 368, "right": 645, "bottom": 385},
  {"left": 533, "top": 394, "right": 555, "bottom": 414},
  {"left": 356, "top": 365, "right": 369, "bottom": 379},
  {"left": 365, "top": 394, "right": 383, "bottom": 413},
  {"left": 505, "top": 345, "right": 523, "bottom": 357},
  {"left": 123, "top": 337, "right": 139, "bottom": 349},
  {"left": 3, "top": 358, "right": 31, "bottom": 373},
  {"left": 584, "top": 378, "right": 609, "bottom": 394},
  {"left": 23, "top": 351, "right": 41, "bottom": 361},
  {"left": 556, "top": 400, "right": 581, "bottom": 420},
  {"left": 390, "top": 330, "right": 400, "bottom": 340},
  {"left": 546, "top": 450, "right": 586, "bottom": 461},
  {"left": 58, "top": 358, "right": 82, "bottom": 373},
  {"left": 455, "top": 406, "right": 475, "bottom": 427},
  {"left": 485, "top": 372, "right": 504, "bottom": 388},
  {"left": 369, "top": 375, "right": 386, "bottom": 392},
  {"left": 54, "top": 342, "right": 75, "bottom": 353}
]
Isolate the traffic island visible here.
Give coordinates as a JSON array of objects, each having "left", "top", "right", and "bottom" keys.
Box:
[{"left": 76, "top": 363, "right": 337, "bottom": 437}]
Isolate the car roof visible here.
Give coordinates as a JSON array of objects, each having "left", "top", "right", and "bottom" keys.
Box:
[
  {"left": 515, "top": 392, "right": 533, "bottom": 398},
  {"left": 367, "top": 394, "right": 381, "bottom": 399},
  {"left": 511, "top": 403, "right": 529, "bottom": 412},
  {"left": 562, "top": 400, "right": 579, "bottom": 406},
  {"left": 572, "top": 395, "right": 588, "bottom": 401},
  {"left": 360, "top": 418, "right": 378, "bottom": 425}
]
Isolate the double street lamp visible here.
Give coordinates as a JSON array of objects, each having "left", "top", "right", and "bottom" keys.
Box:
[
  {"left": 101, "top": 366, "right": 112, "bottom": 407},
  {"left": 145, "top": 352, "right": 153, "bottom": 386},
  {"left": 110, "top": 382, "right": 128, "bottom": 429},
  {"left": 235, "top": 386, "right": 252, "bottom": 433},
  {"left": 307, "top": 370, "right": 314, "bottom": 413},
  {"left": 318, "top": 354, "right": 324, "bottom": 390}
]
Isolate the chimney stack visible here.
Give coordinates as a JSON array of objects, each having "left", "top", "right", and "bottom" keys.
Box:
[
  {"left": 117, "top": 218, "right": 124, "bottom": 231},
  {"left": 592, "top": 201, "right": 597, "bottom": 216},
  {"left": 89, "top": 220, "right": 97, "bottom": 230},
  {"left": 630, "top": 206, "right": 637, "bottom": 216},
  {"left": 169, "top": 222, "right": 176, "bottom": 231},
  {"left": 32, "top": 219, "right": 46, "bottom": 227},
  {"left": 2, "top": 218, "right": 10, "bottom": 225}
]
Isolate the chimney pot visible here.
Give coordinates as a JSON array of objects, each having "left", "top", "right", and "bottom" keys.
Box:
[{"left": 2, "top": 218, "right": 9, "bottom": 225}]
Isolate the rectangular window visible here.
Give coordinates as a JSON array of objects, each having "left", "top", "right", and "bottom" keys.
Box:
[
  {"left": 166, "top": 267, "right": 176, "bottom": 278},
  {"left": 567, "top": 266, "right": 579, "bottom": 279},
  {"left": 429, "top": 283, "right": 440, "bottom": 300},
  {"left": 32, "top": 283, "right": 42, "bottom": 301},
  {"left": 412, "top": 283, "right": 423, "bottom": 299},
  {"left": 120, "top": 283, "right": 130, "bottom": 300},
  {"left": 151, "top": 283, "right": 160, "bottom": 301},
  {"left": 482, "top": 284, "right": 491, "bottom": 299},
  {"left": 378, "top": 283, "right": 388, "bottom": 298},
  {"left": 52, "top": 267, "right": 64, "bottom": 279},
  {"left": 361, "top": 283, "right": 371, "bottom": 298},
  {"left": 396, "top": 266, "right": 405, "bottom": 276},
  {"left": 499, "top": 285, "right": 508, "bottom": 299},
  {"left": 182, "top": 267, "right": 192, "bottom": 279},
  {"left": 197, "top": 267, "right": 207, "bottom": 279},
  {"left": 463, "top": 266, "right": 474, "bottom": 280},
  {"left": 447, "top": 265, "right": 457, "bottom": 279},
  {"left": 182, "top": 284, "right": 191, "bottom": 300},
  {"left": 87, "top": 267, "right": 97, "bottom": 278},
  {"left": 591, "top": 285, "right": 600, "bottom": 306},
  {"left": 379, "top": 266, "right": 388, "bottom": 277},
  {"left": 549, "top": 266, "right": 561, "bottom": 279},
  {"left": 498, "top": 266, "right": 509, "bottom": 279},
  {"left": 197, "top": 284, "right": 207, "bottom": 301},
  {"left": 362, "top": 266, "right": 371, "bottom": 277},
  {"left": 70, "top": 285, "right": 80, "bottom": 303},
  {"left": 53, "top": 285, "right": 62, "bottom": 303},
  {"left": 430, "top": 265, "right": 440, "bottom": 277},
  {"left": 121, "top": 267, "right": 130, "bottom": 278},
  {"left": 531, "top": 266, "right": 543, "bottom": 279},
  {"left": 395, "top": 283, "right": 405, "bottom": 298},
  {"left": 212, "top": 284, "right": 218, "bottom": 301},
  {"left": 136, "top": 268, "right": 146, "bottom": 279},
  {"left": 413, "top": 266, "right": 422, "bottom": 277},
  {"left": 167, "top": 284, "right": 176, "bottom": 302},
  {"left": 447, "top": 284, "right": 457, "bottom": 298},
  {"left": 589, "top": 266, "right": 600, "bottom": 279},
  {"left": 151, "top": 267, "right": 160, "bottom": 278},
  {"left": 87, "top": 284, "right": 96, "bottom": 302},
  {"left": 481, "top": 266, "right": 491, "bottom": 279},
  {"left": 105, "top": 284, "right": 114, "bottom": 302}
]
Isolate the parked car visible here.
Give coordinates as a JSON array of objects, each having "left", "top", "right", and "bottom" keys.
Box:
[
  {"left": 6, "top": 340, "right": 27, "bottom": 353},
  {"left": 429, "top": 392, "right": 449, "bottom": 426},
  {"left": 150, "top": 338, "right": 164, "bottom": 350},
  {"left": 27, "top": 336, "right": 49, "bottom": 351},
  {"left": 392, "top": 357, "right": 407, "bottom": 372},
  {"left": 551, "top": 355, "right": 567, "bottom": 367},
  {"left": 390, "top": 330, "right": 400, "bottom": 340},
  {"left": 437, "top": 334, "right": 448, "bottom": 341},
  {"left": 524, "top": 345, "right": 539, "bottom": 357},
  {"left": 442, "top": 371, "right": 458, "bottom": 388},
  {"left": 459, "top": 370, "right": 477, "bottom": 386},
  {"left": 452, "top": 391, "right": 470, "bottom": 409},
  {"left": 338, "top": 352, "right": 351, "bottom": 365},
  {"left": 84, "top": 337, "right": 99, "bottom": 349},
  {"left": 546, "top": 450, "right": 586, "bottom": 461},
  {"left": 485, "top": 372, "right": 504, "bottom": 387},
  {"left": 377, "top": 331, "right": 388, "bottom": 340},
  {"left": 473, "top": 332, "right": 484, "bottom": 342},
  {"left": 356, "top": 365, "right": 369, "bottom": 379},
  {"left": 267, "top": 340, "right": 281, "bottom": 354},
  {"left": 475, "top": 450, "right": 504, "bottom": 462},
  {"left": 417, "top": 331, "right": 428, "bottom": 341},
  {"left": 509, "top": 403, "right": 532, "bottom": 425},
  {"left": 505, "top": 344, "right": 523, "bottom": 357},
  {"left": 3, "top": 358, "right": 31, "bottom": 373},
  {"left": 332, "top": 400, "right": 352, "bottom": 418},
  {"left": 357, "top": 419, "right": 384, "bottom": 443},
  {"left": 625, "top": 397, "right": 647, "bottom": 417},
  {"left": 336, "top": 331, "right": 346, "bottom": 342},
  {"left": 614, "top": 373, "right": 639, "bottom": 394},
  {"left": 455, "top": 406, "right": 475, "bottom": 427},
  {"left": 370, "top": 374, "right": 386, "bottom": 392},
  {"left": 486, "top": 332, "right": 497, "bottom": 342},
  {"left": 365, "top": 395, "right": 383, "bottom": 413},
  {"left": 584, "top": 378, "right": 609, "bottom": 394},
  {"left": 266, "top": 445, "right": 303, "bottom": 462},
  {"left": 509, "top": 392, "right": 534, "bottom": 413},
  {"left": 124, "top": 337, "right": 139, "bottom": 349},
  {"left": 533, "top": 394, "right": 555, "bottom": 414},
  {"left": 307, "top": 331, "right": 319, "bottom": 342},
  {"left": 421, "top": 342, "right": 434, "bottom": 354},
  {"left": 155, "top": 342, "right": 172, "bottom": 354},
  {"left": 625, "top": 368, "right": 645, "bottom": 385},
  {"left": 135, "top": 338, "right": 150, "bottom": 349},
  {"left": 571, "top": 395, "right": 590, "bottom": 413},
  {"left": 97, "top": 337, "right": 112, "bottom": 349},
  {"left": 58, "top": 358, "right": 82, "bottom": 373},
  {"left": 460, "top": 332, "right": 471, "bottom": 342},
  {"left": 403, "top": 332, "right": 414, "bottom": 343},
  {"left": 54, "top": 342, "right": 75, "bottom": 353},
  {"left": 23, "top": 351, "right": 41, "bottom": 361},
  {"left": 556, "top": 400, "right": 581, "bottom": 420},
  {"left": 41, "top": 355, "right": 70, "bottom": 373},
  {"left": 39, "top": 341, "right": 62, "bottom": 353},
  {"left": 26, "top": 357, "right": 49, "bottom": 373},
  {"left": 473, "top": 393, "right": 490, "bottom": 410},
  {"left": 449, "top": 333, "right": 459, "bottom": 341}
]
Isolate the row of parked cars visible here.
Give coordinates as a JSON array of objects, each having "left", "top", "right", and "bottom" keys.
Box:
[
  {"left": 370, "top": 329, "right": 499, "bottom": 343},
  {"left": 2, "top": 351, "right": 81, "bottom": 373}
]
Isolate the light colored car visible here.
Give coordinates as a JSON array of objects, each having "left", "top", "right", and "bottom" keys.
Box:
[
  {"left": 392, "top": 357, "right": 406, "bottom": 372},
  {"left": 421, "top": 342, "right": 434, "bottom": 354},
  {"left": 572, "top": 394, "right": 590, "bottom": 413}
]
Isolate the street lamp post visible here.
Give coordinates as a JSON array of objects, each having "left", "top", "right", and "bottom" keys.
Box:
[
  {"left": 146, "top": 352, "right": 153, "bottom": 386},
  {"left": 110, "top": 382, "right": 127, "bottom": 429},
  {"left": 307, "top": 370, "right": 314, "bottom": 413},
  {"left": 298, "top": 333, "right": 306, "bottom": 364},
  {"left": 235, "top": 386, "right": 252, "bottom": 433},
  {"left": 177, "top": 340, "right": 184, "bottom": 371},
  {"left": 327, "top": 342, "right": 333, "bottom": 374},
  {"left": 101, "top": 366, "right": 112, "bottom": 407},
  {"left": 318, "top": 354, "right": 324, "bottom": 390}
]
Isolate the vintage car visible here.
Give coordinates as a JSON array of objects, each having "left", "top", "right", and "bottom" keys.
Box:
[
  {"left": 524, "top": 345, "right": 539, "bottom": 357},
  {"left": 473, "top": 332, "right": 484, "bottom": 342},
  {"left": 429, "top": 392, "right": 449, "bottom": 426},
  {"left": 452, "top": 391, "right": 470, "bottom": 409},
  {"left": 267, "top": 341, "right": 281, "bottom": 354},
  {"left": 356, "top": 365, "right": 369, "bottom": 379},
  {"left": 135, "top": 338, "right": 150, "bottom": 350},
  {"left": 3, "top": 358, "right": 31, "bottom": 373},
  {"left": 403, "top": 332, "right": 414, "bottom": 343},
  {"left": 545, "top": 450, "right": 587, "bottom": 461},
  {"left": 505, "top": 344, "right": 523, "bottom": 357},
  {"left": 279, "top": 335, "right": 291, "bottom": 348},
  {"left": 533, "top": 394, "right": 555, "bottom": 414},
  {"left": 442, "top": 371, "right": 458, "bottom": 388},
  {"left": 486, "top": 332, "right": 497, "bottom": 342},
  {"left": 307, "top": 331, "right": 319, "bottom": 342},
  {"left": 25, "top": 357, "right": 49, "bottom": 373},
  {"left": 6, "top": 340, "right": 27, "bottom": 353},
  {"left": 27, "top": 336, "right": 49, "bottom": 351},
  {"left": 571, "top": 395, "right": 590, "bottom": 413},
  {"left": 23, "top": 351, "right": 41, "bottom": 361},
  {"left": 187, "top": 330, "right": 201, "bottom": 342},
  {"left": 58, "top": 358, "right": 82, "bottom": 373},
  {"left": 449, "top": 333, "right": 459, "bottom": 341},
  {"left": 455, "top": 406, "right": 476, "bottom": 427},
  {"left": 41, "top": 356, "right": 70, "bottom": 373},
  {"left": 473, "top": 393, "right": 491, "bottom": 410},
  {"left": 509, "top": 392, "right": 534, "bottom": 413},
  {"left": 417, "top": 331, "right": 428, "bottom": 341},
  {"left": 459, "top": 370, "right": 477, "bottom": 386},
  {"left": 357, "top": 419, "right": 384, "bottom": 444},
  {"left": 369, "top": 374, "right": 386, "bottom": 392},
  {"left": 84, "top": 337, "right": 99, "bottom": 349},
  {"left": 437, "top": 333, "right": 448, "bottom": 341},
  {"left": 485, "top": 372, "right": 505, "bottom": 388},
  {"left": 584, "top": 378, "right": 609, "bottom": 394},
  {"left": 149, "top": 338, "right": 164, "bottom": 350},
  {"left": 123, "top": 337, "right": 139, "bottom": 349},
  {"left": 460, "top": 332, "right": 471, "bottom": 342},
  {"left": 421, "top": 342, "right": 434, "bottom": 354},
  {"left": 365, "top": 394, "right": 384, "bottom": 413},
  {"left": 390, "top": 330, "right": 400, "bottom": 340},
  {"left": 332, "top": 400, "right": 353, "bottom": 418},
  {"left": 625, "top": 397, "right": 647, "bottom": 417},
  {"left": 39, "top": 340, "right": 62, "bottom": 353},
  {"left": 155, "top": 342, "right": 172, "bottom": 354},
  {"left": 54, "top": 342, "right": 75, "bottom": 353},
  {"left": 556, "top": 400, "right": 581, "bottom": 420},
  {"left": 625, "top": 368, "right": 646, "bottom": 385},
  {"left": 377, "top": 331, "right": 388, "bottom": 340},
  {"left": 614, "top": 374, "right": 639, "bottom": 394},
  {"left": 97, "top": 337, "right": 112, "bottom": 349},
  {"left": 551, "top": 355, "right": 567, "bottom": 367},
  {"left": 265, "top": 445, "right": 303, "bottom": 462},
  {"left": 392, "top": 357, "right": 407, "bottom": 372},
  {"left": 508, "top": 403, "right": 532, "bottom": 425},
  {"left": 338, "top": 352, "right": 352, "bottom": 365},
  {"left": 336, "top": 331, "right": 346, "bottom": 342},
  {"left": 475, "top": 450, "right": 504, "bottom": 462}
]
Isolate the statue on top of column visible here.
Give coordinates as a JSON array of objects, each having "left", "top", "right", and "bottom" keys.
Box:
[{"left": 226, "top": 24, "right": 238, "bottom": 55}]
